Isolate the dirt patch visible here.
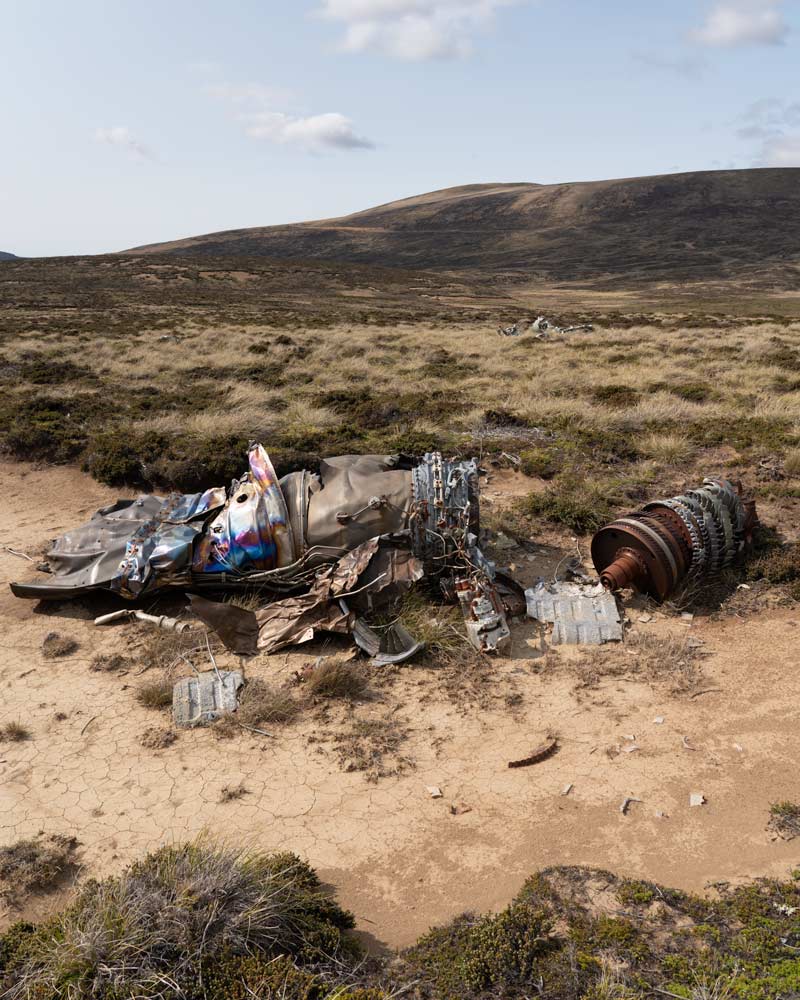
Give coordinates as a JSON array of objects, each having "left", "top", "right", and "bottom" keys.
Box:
[{"left": 2, "top": 461, "right": 800, "bottom": 951}]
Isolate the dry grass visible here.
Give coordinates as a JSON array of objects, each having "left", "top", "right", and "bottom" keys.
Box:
[
  {"left": 219, "top": 783, "right": 249, "bottom": 803},
  {"left": 2, "top": 839, "right": 359, "bottom": 1000},
  {"left": 784, "top": 447, "right": 800, "bottom": 477},
  {"left": 333, "top": 713, "right": 412, "bottom": 782},
  {"left": 41, "top": 632, "right": 79, "bottom": 659},
  {"left": 0, "top": 834, "right": 79, "bottom": 903},
  {"left": 139, "top": 726, "right": 177, "bottom": 750},
  {"left": 135, "top": 676, "right": 174, "bottom": 710},
  {"left": 1, "top": 721, "right": 32, "bottom": 742},
  {"left": 768, "top": 800, "right": 800, "bottom": 840},
  {"left": 216, "top": 678, "right": 300, "bottom": 738},
  {"left": 572, "top": 632, "right": 704, "bottom": 696},
  {"left": 304, "top": 657, "right": 369, "bottom": 700},
  {"left": 636, "top": 431, "right": 694, "bottom": 465},
  {"left": 90, "top": 653, "right": 132, "bottom": 672}
]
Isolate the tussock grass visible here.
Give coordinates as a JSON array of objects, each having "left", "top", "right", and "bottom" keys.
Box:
[
  {"left": 135, "top": 676, "right": 174, "bottom": 710},
  {"left": 304, "top": 658, "right": 369, "bottom": 700},
  {"left": 0, "top": 834, "right": 79, "bottom": 904},
  {"left": 785, "top": 447, "right": 800, "bottom": 477},
  {"left": 1, "top": 840, "right": 360, "bottom": 1000},
  {"left": 636, "top": 431, "right": 694, "bottom": 465}
]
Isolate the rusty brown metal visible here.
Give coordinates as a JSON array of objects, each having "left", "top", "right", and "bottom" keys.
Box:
[{"left": 591, "top": 478, "right": 757, "bottom": 601}]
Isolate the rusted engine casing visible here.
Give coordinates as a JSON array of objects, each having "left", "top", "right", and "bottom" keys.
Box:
[{"left": 591, "top": 478, "right": 757, "bottom": 601}]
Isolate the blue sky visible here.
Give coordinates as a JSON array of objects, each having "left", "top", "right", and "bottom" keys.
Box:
[{"left": 2, "top": 0, "right": 798, "bottom": 256}]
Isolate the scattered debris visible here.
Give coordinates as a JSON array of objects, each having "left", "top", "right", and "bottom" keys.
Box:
[
  {"left": 682, "top": 735, "right": 696, "bottom": 751},
  {"left": 426, "top": 786, "right": 443, "bottom": 799},
  {"left": 525, "top": 580, "right": 623, "bottom": 644},
  {"left": 620, "top": 797, "right": 642, "bottom": 815},
  {"left": 689, "top": 792, "right": 706, "bottom": 807},
  {"left": 94, "top": 609, "right": 192, "bottom": 632},
  {"left": 172, "top": 670, "right": 243, "bottom": 727},
  {"left": 592, "top": 478, "right": 757, "bottom": 601},
  {"left": 508, "top": 737, "right": 559, "bottom": 769},
  {"left": 449, "top": 803, "right": 472, "bottom": 815},
  {"left": 653, "top": 716, "right": 665, "bottom": 724},
  {"left": 498, "top": 317, "right": 594, "bottom": 338},
  {"left": 13, "top": 446, "right": 515, "bottom": 659},
  {"left": 621, "top": 744, "right": 640, "bottom": 754},
  {"left": 655, "top": 809, "right": 668, "bottom": 819},
  {"left": 561, "top": 783, "right": 573, "bottom": 796}
]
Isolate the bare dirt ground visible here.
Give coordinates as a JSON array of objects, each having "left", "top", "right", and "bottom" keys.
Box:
[{"left": 1, "top": 459, "right": 799, "bottom": 952}]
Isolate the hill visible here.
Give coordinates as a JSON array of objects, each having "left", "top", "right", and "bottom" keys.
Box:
[
  {"left": 0, "top": 251, "right": 17, "bottom": 260},
  {"left": 126, "top": 169, "right": 800, "bottom": 288}
]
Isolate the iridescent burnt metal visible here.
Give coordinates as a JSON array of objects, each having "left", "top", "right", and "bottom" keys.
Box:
[
  {"left": 591, "top": 478, "right": 757, "bottom": 601},
  {"left": 192, "top": 444, "right": 295, "bottom": 575}
]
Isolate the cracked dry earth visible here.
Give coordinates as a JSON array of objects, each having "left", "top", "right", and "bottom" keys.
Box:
[{"left": 2, "top": 459, "right": 800, "bottom": 951}]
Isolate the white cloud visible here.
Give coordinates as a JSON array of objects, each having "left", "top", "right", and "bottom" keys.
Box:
[
  {"left": 244, "top": 111, "right": 374, "bottom": 150},
  {"left": 208, "top": 83, "right": 374, "bottom": 152},
  {"left": 691, "top": 1, "right": 788, "bottom": 47},
  {"left": 735, "top": 99, "right": 800, "bottom": 165},
  {"left": 95, "top": 126, "right": 153, "bottom": 160},
  {"left": 316, "top": 0, "right": 520, "bottom": 60}
]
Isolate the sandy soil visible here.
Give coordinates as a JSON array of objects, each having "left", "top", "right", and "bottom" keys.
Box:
[{"left": 1, "top": 460, "right": 799, "bottom": 951}]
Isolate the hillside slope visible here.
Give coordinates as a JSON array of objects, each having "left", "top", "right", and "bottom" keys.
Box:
[
  {"left": 0, "top": 251, "right": 17, "bottom": 261},
  {"left": 127, "top": 169, "right": 800, "bottom": 286}
]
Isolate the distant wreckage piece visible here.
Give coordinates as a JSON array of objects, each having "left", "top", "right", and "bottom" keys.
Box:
[
  {"left": 591, "top": 478, "right": 757, "bottom": 601},
  {"left": 11, "top": 445, "right": 515, "bottom": 657}
]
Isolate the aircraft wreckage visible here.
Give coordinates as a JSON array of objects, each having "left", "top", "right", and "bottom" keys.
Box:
[{"left": 10, "top": 445, "right": 757, "bottom": 660}]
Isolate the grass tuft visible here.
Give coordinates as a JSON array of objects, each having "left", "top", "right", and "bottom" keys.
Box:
[
  {"left": 135, "top": 677, "right": 174, "bottom": 710},
  {"left": 305, "top": 658, "right": 369, "bottom": 700},
  {"left": 636, "top": 431, "right": 694, "bottom": 465},
  {"left": 41, "top": 632, "right": 79, "bottom": 659},
  {"left": 1, "top": 721, "right": 31, "bottom": 742},
  {"left": 0, "top": 835, "right": 79, "bottom": 904},
  {"left": 769, "top": 801, "right": 800, "bottom": 840}
]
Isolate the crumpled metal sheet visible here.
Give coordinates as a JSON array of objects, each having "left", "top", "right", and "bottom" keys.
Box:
[
  {"left": 189, "top": 595, "right": 259, "bottom": 656},
  {"left": 173, "top": 669, "right": 243, "bottom": 727},
  {"left": 525, "top": 581, "right": 622, "bottom": 644}
]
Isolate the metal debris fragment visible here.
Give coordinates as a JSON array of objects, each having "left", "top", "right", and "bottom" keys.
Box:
[
  {"left": 426, "top": 786, "right": 443, "bottom": 798},
  {"left": 525, "top": 580, "right": 623, "bottom": 644},
  {"left": 94, "top": 609, "right": 193, "bottom": 632},
  {"left": 689, "top": 792, "right": 706, "bottom": 807},
  {"left": 508, "top": 737, "right": 559, "bottom": 769},
  {"left": 12, "top": 445, "right": 514, "bottom": 659},
  {"left": 592, "top": 478, "right": 758, "bottom": 601},
  {"left": 173, "top": 670, "right": 243, "bottom": 727},
  {"left": 620, "top": 797, "right": 642, "bottom": 815}
]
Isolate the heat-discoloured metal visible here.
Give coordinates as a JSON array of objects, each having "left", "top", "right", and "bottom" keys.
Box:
[{"left": 591, "top": 478, "right": 757, "bottom": 601}]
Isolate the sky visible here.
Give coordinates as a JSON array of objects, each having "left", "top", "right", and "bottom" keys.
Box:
[{"left": 2, "top": 0, "right": 799, "bottom": 257}]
